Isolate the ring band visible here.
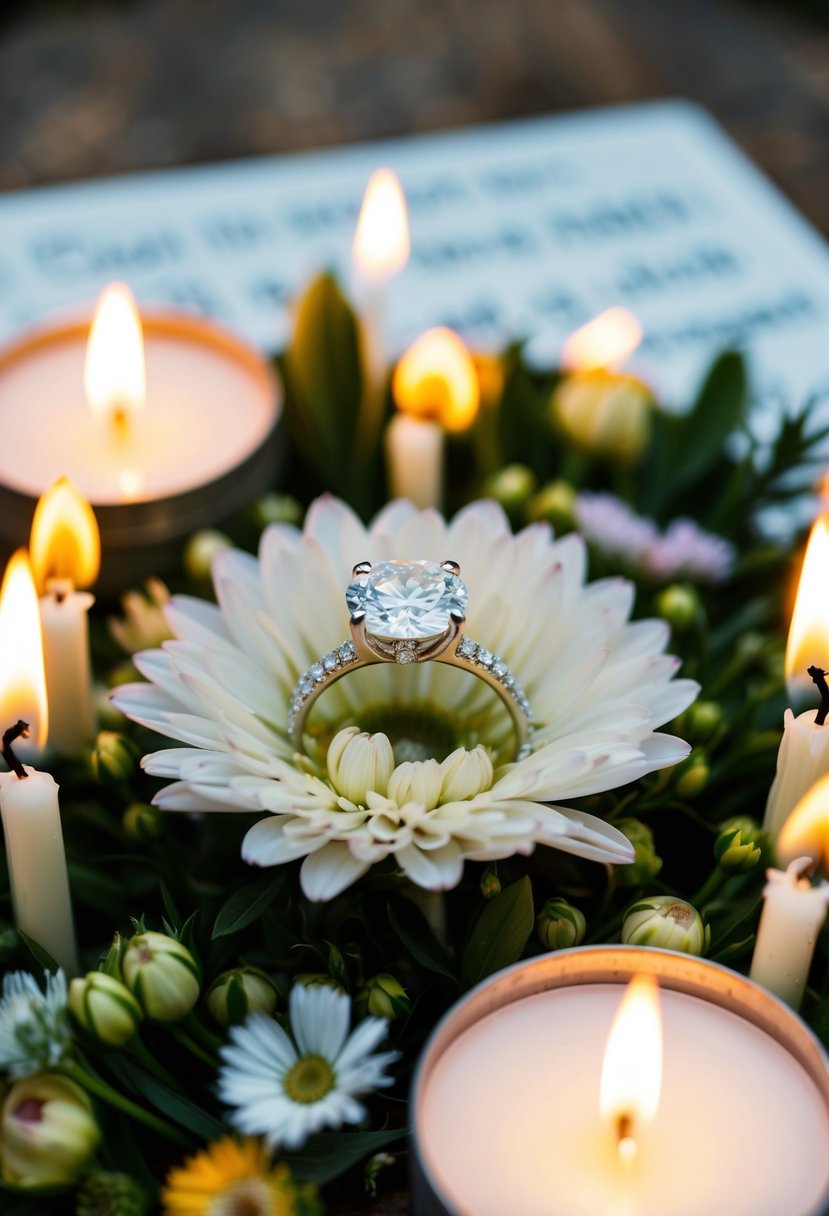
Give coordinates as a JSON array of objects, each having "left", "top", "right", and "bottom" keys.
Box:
[{"left": 288, "top": 560, "right": 533, "bottom": 758}]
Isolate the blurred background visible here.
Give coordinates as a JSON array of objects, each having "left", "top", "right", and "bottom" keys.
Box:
[{"left": 2, "top": 0, "right": 829, "bottom": 232}]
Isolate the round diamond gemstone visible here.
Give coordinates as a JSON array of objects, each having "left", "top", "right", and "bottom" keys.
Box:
[{"left": 346, "top": 560, "right": 468, "bottom": 640}]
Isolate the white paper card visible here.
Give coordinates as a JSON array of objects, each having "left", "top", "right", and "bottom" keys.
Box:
[{"left": 1, "top": 99, "right": 829, "bottom": 425}]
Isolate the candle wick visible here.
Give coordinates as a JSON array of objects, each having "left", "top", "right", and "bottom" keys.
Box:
[
  {"left": 615, "top": 1112, "right": 637, "bottom": 1162},
  {"left": 808, "top": 666, "right": 829, "bottom": 726},
  {"left": 2, "top": 721, "right": 29, "bottom": 779}
]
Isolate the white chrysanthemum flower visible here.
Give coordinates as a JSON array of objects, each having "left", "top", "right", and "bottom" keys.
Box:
[
  {"left": 0, "top": 969, "right": 70, "bottom": 1078},
  {"left": 218, "top": 983, "right": 397, "bottom": 1149},
  {"left": 113, "top": 497, "right": 698, "bottom": 900}
]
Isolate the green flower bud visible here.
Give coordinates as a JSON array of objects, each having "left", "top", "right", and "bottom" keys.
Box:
[
  {"left": 108, "top": 578, "right": 172, "bottom": 655},
  {"left": 294, "top": 972, "right": 344, "bottom": 992},
  {"left": 183, "top": 530, "right": 232, "bottom": 583},
  {"left": 250, "top": 493, "right": 303, "bottom": 530},
  {"left": 614, "top": 818, "right": 663, "bottom": 889},
  {"left": 483, "top": 464, "right": 537, "bottom": 515},
  {"left": 122, "top": 802, "right": 162, "bottom": 842},
  {"left": 674, "top": 754, "right": 710, "bottom": 798},
  {"left": 526, "top": 480, "right": 577, "bottom": 532},
  {"left": 622, "top": 895, "right": 710, "bottom": 956},
  {"left": 684, "top": 700, "right": 723, "bottom": 743},
  {"left": 121, "top": 931, "right": 200, "bottom": 1022},
  {"left": 354, "top": 974, "right": 410, "bottom": 1020},
  {"left": 76, "top": 1170, "right": 150, "bottom": 1216},
  {"left": 88, "top": 731, "right": 138, "bottom": 786},
  {"left": 68, "top": 971, "right": 143, "bottom": 1047},
  {"left": 714, "top": 816, "right": 765, "bottom": 874},
  {"left": 551, "top": 372, "right": 652, "bottom": 464},
  {"left": 535, "top": 898, "right": 587, "bottom": 950},
  {"left": 206, "top": 967, "right": 279, "bottom": 1027},
  {"left": 0, "top": 1074, "right": 100, "bottom": 1189},
  {"left": 655, "top": 584, "right": 701, "bottom": 631},
  {"left": 480, "top": 864, "right": 501, "bottom": 899}
]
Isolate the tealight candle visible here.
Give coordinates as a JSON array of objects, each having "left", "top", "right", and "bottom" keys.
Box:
[
  {"left": 30, "top": 478, "right": 100, "bottom": 757},
  {"left": 752, "top": 774, "right": 829, "bottom": 1008},
  {"left": 0, "top": 284, "right": 281, "bottom": 587},
  {"left": 765, "top": 515, "right": 829, "bottom": 839},
  {"left": 412, "top": 947, "right": 829, "bottom": 1216},
  {"left": 0, "top": 551, "right": 78, "bottom": 974},
  {"left": 386, "top": 327, "right": 479, "bottom": 509}
]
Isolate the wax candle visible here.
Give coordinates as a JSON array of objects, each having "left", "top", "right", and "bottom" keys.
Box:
[
  {"left": 386, "top": 327, "right": 479, "bottom": 509},
  {"left": 412, "top": 947, "right": 829, "bottom": 1216},
  {"left": 0, "top": 284, "right": 281, "bottom": 587},
  {"left": 552, "top": 307, "right": 652, "bottom": 462},
  {"left": 752, "top": 773, "right": 829, "bottom": 1008},
  {"left": 30, "top": 478, "right": 100, "bottom": 758},
  {"left": 0, "top": 551, "right": 78, "bottom": 974},
  {"left": 765, "top": 516, "right": 829, "bottom": 839}
]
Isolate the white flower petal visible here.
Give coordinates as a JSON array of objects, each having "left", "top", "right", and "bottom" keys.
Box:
[{"left": 300, "top": 843, "right": 373, "bottom": 901}]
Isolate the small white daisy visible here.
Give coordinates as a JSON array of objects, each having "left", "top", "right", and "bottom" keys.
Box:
[
  {"left": 218, "top": 983, "right": 398, "bottom": 1150},
  {"left": 0, "top": 969, "right": 70, "bottom": 1078}
]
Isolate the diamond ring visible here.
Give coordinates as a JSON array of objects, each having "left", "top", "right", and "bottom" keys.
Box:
[{"left": 288, "top": 559, "right": 533, "bottom": 758}]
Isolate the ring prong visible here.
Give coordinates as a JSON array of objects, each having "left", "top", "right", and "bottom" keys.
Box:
[
  {"left": 450, "top": 610, "right": 466, "bottom": 625},
  {"left": 350, "top": 610, "right": 367, "bottom": 624},
  {"left": 352, "top": 561, "right": 372, "bottom": 578},
  {"left": 441, "top": 560, "right": 461, "bottom": 575}
]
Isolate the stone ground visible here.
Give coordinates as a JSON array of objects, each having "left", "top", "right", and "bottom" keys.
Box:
[{"left": 2, "top": 0, "right": 828, "bottom": 1210}]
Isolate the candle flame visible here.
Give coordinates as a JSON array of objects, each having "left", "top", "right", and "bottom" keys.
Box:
[
  {"left": 352, "top": 168, "right": 410, "bottom": 283},
  {"left": 392, "top": 327, "right": 480, "bottom": 433},
  {"left": 29, "top": 477, "right": 101, "bottom": 594},
  {"left": 561, "top": 307, "right": 643, "bottom": 372},
  {"left": 600, "top": 974, "right": 662, "bottom": 1155},
  {"left": 0, "top": 551, "right": 48, "bottom": 750},
  {"left": 777, "top": 773, "right": 829, "bottom": 869},
  {"left": 786, "top": 515, "right": 829, "bottom": 699},
  {"left": 84, "top": 282, "right": 146, "bottom": 429}
]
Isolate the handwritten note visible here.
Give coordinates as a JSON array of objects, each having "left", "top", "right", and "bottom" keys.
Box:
[{"left": 2, "top": 99, "right": 829, "bottom": 425}]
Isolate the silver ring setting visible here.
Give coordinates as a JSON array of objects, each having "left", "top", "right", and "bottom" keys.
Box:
[{"left": 288, "top": 559, "right": 533, "bottom": 758}]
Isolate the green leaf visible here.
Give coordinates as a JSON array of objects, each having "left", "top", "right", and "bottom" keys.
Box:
[
  {"left": 16, "top": 931, "right": 58, "bottom": 974},
  {"left": 388, "top": 900, "right": 456, "bottom": 983},
  {"left": 106, "top": 1058, "right": 225, "bottom": 1140},
  {"left": 212, "top": 872, "right": 284, "bottom": 939},
  {"left": 285, "top": 1128, "right": 407, "bottom": 1185},
  {"left": 160, "top": 880, "right": 182, "bottom": 931},
  {"left": 460, "top": 876, "right": 534, "bottom": 990}
]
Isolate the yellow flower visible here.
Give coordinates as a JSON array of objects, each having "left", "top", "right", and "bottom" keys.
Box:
[{"left": 161, "top": 1137, "right": 315, "bottom": 1216}]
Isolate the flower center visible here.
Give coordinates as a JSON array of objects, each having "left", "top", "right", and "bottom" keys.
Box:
[
  {"left": 209, "top": 1180, "right": 274, "bottom": 1216},
  {"left": 358, "top": 704, "right": 466, "bottom": 764},
  {"left": 13, "top": 1098, "right": 44, "bottom": 1124},
  {"left": 283, "top": 1054, "right": 335, "bottom": 1104}
]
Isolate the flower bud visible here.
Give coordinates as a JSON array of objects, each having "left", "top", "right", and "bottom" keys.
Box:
[
  {"left": 327, "top": 727, "right": 395, "bottom": 803},
  {"left": 714, "top": 816, "right": 765, "bottom": 874},
  {"left": 614, "top": 818, "right": 663, "bottom": 888},
  {"left": 536, "top": 898, "right": 586, "bottom": 950},
  {"left": 480, "top": 864, "right": 501, "bottom": 899},
  {"left": 108, "top": 578, "right": 172, "bottom": 654},
  {"left": 622, "top": 895, "right": 709, "bottom": 955},
  {"left": 121, "top": 931, "right": 200, "bottom": 1022},
  {"left": 294, "top": 972, "right": 343, "bottom": 992},
  {"left": 483, "top": 464, "right": 537, "bottom": 516},
  {"left": 388, "top": 759, "right": 442, "bottom": 811},
  {"left": 551, "top": 372, "right": 652, "bottom": 464},
  {"left": 439, "top": 746, "right": 493, "bottom": 803},
  {"left": 526, "top": 480, "right": 577, "bottom": 532},
  {"left": 674, "top": 754, "right": 709, "bottom": 798},
  {"left": 206, "top": 967, "right": 279, "bottom": 1028},
  {"left": 0, "top": 1074, "right": 100, "bottom": 1189},
  {"left": 88, "top": 731, "right": 138, "bottom": 786},
  {"left": 250, "top": 493, "right": 303, "bottom": 530},
  {"left": 655, "top": 584, "right": 701, "bottom": 632},
  {"left": 68, "top": 971, "right": 143, "bottom": 1047},
  {"left": 684, "top": 700, "right": 723, "bottom": 743},
  {"left": 76, "top": 1170, "right": 150, "bottom": 1216},
  {"left": 122, "top": 802, "right": 162, "bottom": 842},
  {"left": 183, "top": 529, "right": 232, "bottom": 583},
  {"left": 354, "top": 974, "right": 410, "bottom": 1020}
]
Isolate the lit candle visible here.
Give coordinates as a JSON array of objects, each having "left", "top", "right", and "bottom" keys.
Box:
[
  {"left": 764, "top": 515, "right": 829, "bottom": 840},
  {"left": 751, "top": 775, "right": 829, "bottom": 1009},
  {"left": 412, "top": 947, "right": 829, "bottom": 1216},
  {"left": 0, "top": 551, "right": 78, "bottom": 974},
  {"left": 386, "top": 327, "right": 479, "bottom": 509},
  {"left": 0, "top": 282, "right": 280, "bottom": 587},
  {"left": 553, "top": 307, "right": 652, "bottom": 462},
  {"left": 30, "top": 477, "right": 100, "bottom": 758},
  {"left": 351, "top": 167, "right": 410, "bottom": 389}
]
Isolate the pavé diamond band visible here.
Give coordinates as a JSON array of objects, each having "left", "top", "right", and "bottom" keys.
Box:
[{"left": 288, "top": 559, "right": 533, "bottom": 758}]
